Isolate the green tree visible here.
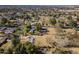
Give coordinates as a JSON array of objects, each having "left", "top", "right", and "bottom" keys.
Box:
[
  {"left": 69, "top": 20, "right": 77, "bottom": 28},
  {"left": 35, "top": 23, "right": 42, "bottom": 31},
  {"left": 14, "top": 43, "right": 27, "bottom": 54},
  {"left": 24, "top": 42, "right": 38, "bottom": 54},
  {"left": 11, "top": 35, "right": 20, "bottom": 47},
  {"left": 5, "top": 47, "right": 13, "bottom": 54},
  {"left": 77, "top": 16, "right": 79, "bottom": 21},
  {"left": 0, "top": 17, "right": 8, "bottom": 25},
  {"left": 23, "top": 22, "right": 31, "bottom": 36},
  {"left": 0, "top": 48, "right": 4, "bottom": 53},
  {"left": 67, "top": 16, "right": 72, "bottom": 20},
  {"left": 14, "top": 27, "right": 22, "bottom": 36},
  {"left": 49, "top": 19, "right": 56, "bottom": 26}
]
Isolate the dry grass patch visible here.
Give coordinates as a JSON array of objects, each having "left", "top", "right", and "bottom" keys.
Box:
[{"left": 1, "top": 41, "right": 12, "bottom": 50}]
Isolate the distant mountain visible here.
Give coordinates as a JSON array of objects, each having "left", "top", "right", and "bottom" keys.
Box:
[{"left": 0, "top": 5, "right": 79, "bottom": 9}]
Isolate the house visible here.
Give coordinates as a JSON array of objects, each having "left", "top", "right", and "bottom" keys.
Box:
[
  {"left": 27, "top": 36, "right": 35, "bottom": 44},
  {"left": 4, "top": 28, "right": 16, "bottom": 34},
  {"left": 0, "top": 27, "right": 6, "bottom": 31},
  {"left": 29, "top": 28, "right": 35, "bottom": 33},
  {"left": 40, "top": 27, "right": 48, "bottom": 33},
  {"left": 6, "top": 38, "right": 11, "bottom": 42},
  {"left": 29, "top": 25, "right": 36, "bottom": 33}
]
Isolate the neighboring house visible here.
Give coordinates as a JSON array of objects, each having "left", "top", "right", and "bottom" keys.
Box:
[
  {"left": 6, "top": 38, "right": 11, "bottom": 42},
  {"left": 20, "top": 35, "right": 35, "bottom": 44},
  {"left": 4, "top": 28, "right": 16, "bottom": 34},
  {"left": 16, "top": 19, "right": 24, "bottom": 25},
  {"left": 27, "top": 36, "right": 35, "bottom": 44},
  {"left": 29, "top": 25, "right": 36, "bottom": 33},
  {"left": 29, "top": 28, "right": 35, "bottom": 33},
  {"left": 40, "top": 27, "right": 48, "bottom": 33},
  {"left": 0, "top": 27, "right": 16, "bottom": 34},
  {"left": 0, "top": 27, "right": 6, "bottom": 31}
]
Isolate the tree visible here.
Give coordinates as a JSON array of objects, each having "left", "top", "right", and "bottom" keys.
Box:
[
  {"left": 14, "top": 27, "right": 22, "bottom": 36},
  {"left": 58, "top": 21, "right": 65, "bottom": 28},
  {"left": 14, "top": 43, "right": 27, "bottom": 54},
  {"left": 0, "top": 17, "right": 8, "bottom": 25},
  {"left": 49, "top": 19, "right": 56, "bottom": 26},
  {"left": 6, "top": 42, "right": 40, "bottom": 54},
  {"left": 69, "top": 20, "right": 77, "bottom": 28},
  {"left": 22, "top": 22, "right": 31, "bottom": 36},
  {"left": 10, "top": 17, "right": 16, "bottom": 20},
  {"left": 77, "top": 16, "right": 79, "bottom": 21},
  {"left": 5, "top": 47, "right": 13, "bottom": 54},
  {"left": 24, "top": 42, "right": 38, "bottom": 54},
  {"left": 0, "top": 48, "right": 4, "bottom": 53},
  {"left": 35, "top": 23, "right": 42, "bottom": 31},
  {"left": 11, "top": 35, "right": 20, "bottom": 47},
  {"left": 67, "top": 16, "right": 72, "bottom": 20}
]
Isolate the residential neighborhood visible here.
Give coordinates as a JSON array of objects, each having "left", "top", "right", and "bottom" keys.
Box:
[{"left": 0, "top": 5, "right": 79, "bottom": 54}]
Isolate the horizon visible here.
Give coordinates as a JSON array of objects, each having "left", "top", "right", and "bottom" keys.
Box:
[{"left": 0, "top": 5, "right": 79, "bottom": 8}]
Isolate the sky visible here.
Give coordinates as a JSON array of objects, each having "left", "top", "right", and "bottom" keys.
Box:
[{"left": 0, "top": 0, "right": 79, "bottom": 5}]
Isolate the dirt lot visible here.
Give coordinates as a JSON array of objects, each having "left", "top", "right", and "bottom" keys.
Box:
[{"left": 1, "top": 27, "right": 79, "bottom": 54}]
